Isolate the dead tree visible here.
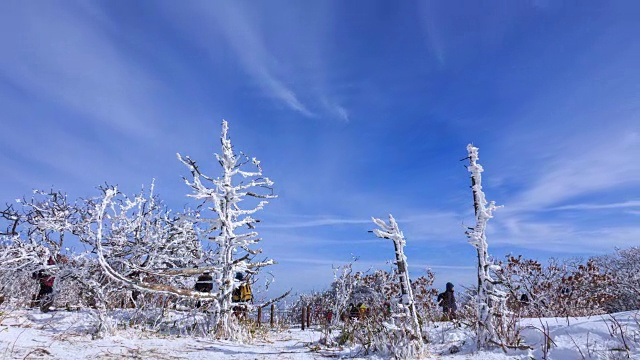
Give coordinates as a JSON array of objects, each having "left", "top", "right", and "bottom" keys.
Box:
[
  {"left": 465, "top": 144, "right": 507, "bottom": 349},
  {"left": 372, "top": 215, "right": 423, "bottom": 344},
  {"left": 178, "top": 120, "right": 277, "bottom": 339}
]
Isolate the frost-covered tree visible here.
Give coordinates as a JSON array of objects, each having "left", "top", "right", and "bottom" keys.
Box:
[
  {"left": 0, "top": 203, "right": 21, "bottom": 237},
  {"left": 86, "top": 184, "right": 203, "bottom": 274},
  {"left": 0, "top": 190, "right": 76, "bottom": 308},
  {"left": 23, "top": 190, "right": 76, "bottom": 253},
  {"left": 499, "top": 255, "right": 614, "bottom": 317},
  {"left": 85, "top": 186, "right": 211, "bottom": 296},
  {"left": 465, "top": 144, "right": 507, "bottom": 349},
  {"left": 372, "top": 214, "right": 424, "bottom": 356},
  {"left": 0, "top": 190, "right": 121, "bottom": 338},
  {"left": 0, "top": 183, "right": 220, "bottom": 337},
  {"left": 593, "top": 247, "right": 640, "bottom": 312},
  {"left": 67, "top": 182, "right": 226, "bottom": 338},
  {"left": 324, "top": 265, "right": 437, "bottom": 326},
  {"left": 411, "top": 271, "right": 439, "bottom": 326},
  {"left": 329, "top": 260, "right": 358, "bottom": 324},
  {"left": 0, "top": 236, "right": 47, "bottom": 305},
  {"left": 178, "top": 120, "right": 276, "bottom": 339}
]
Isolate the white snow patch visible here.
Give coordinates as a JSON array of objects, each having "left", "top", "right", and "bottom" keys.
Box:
[{"left": 1, "top": 308, "right": 639, "bottom": 359}]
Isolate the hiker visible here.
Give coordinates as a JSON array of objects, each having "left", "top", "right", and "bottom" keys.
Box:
[
  {"left": 129, "top": 272, "right": 141, "bottom": 308},
  {"left": 437, "top": 282, "right": 457, "bottom": 320},
  {"left": 231, "top": 272, "right": 253, "bottom": 303},
  {"left": 194, "top": 272, "right": 213, "bottom": 293},
  {"left": 231, "top": 272, "right": 253, "bottom": 318},
  {"left": 194, "top": 272, "right": 213, "bottom": 308},
  {"left": 340, "top": 307, "right": 348, "bottom": 321},
  {"left": 382, "top": 301, "right": 392, "bottom": 317},
  {"left": 348, "top": 303, "right": 359, "bottom": 319},
  {"left": 358, "top": 303, "right": 368, "bottom": 319},
  {"left": 325, "top": 309, "right": 333, "bottom": 323},
  {"left": 32, "top": 256, "right": 56, "bottom": 312}
]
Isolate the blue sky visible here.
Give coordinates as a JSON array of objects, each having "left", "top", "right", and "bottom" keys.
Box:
[{"left": 1, "top": 1, "right": 640, "bottom": 297}]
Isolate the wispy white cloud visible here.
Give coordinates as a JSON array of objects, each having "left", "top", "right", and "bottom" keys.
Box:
[
  {"left": 264, "top": 211, "right": 463, "bottom": 238},
  {"left": 474, "top": 35, "right": 640, "bottom": 256},
  {"left": 277, "top": 257, "right": 474, "bottom": 271},
  {"left": 0, "top": 2, "right": 163, "bottom": 138},
  {"left": 189, "top": 2, "right": 313, "bottom": 117},
  {"left": 506, "top": 131, "right": 640, "bottom": 211},
  {"left": 276, "top": 257, "right": 351, "bottom": 266},
  {"left": 161, "top": 1, "right": 351, "bottom": 120},
  {"left": 321, "top": 97, "right": 350, "bottom": 122},
  {"left": 361, "top": 211, "right": 470, "bottom": 245},
  {"left": 262, "top": 217, "right": 371, "bottom": 229},
  {"left": 488, "top": 214, "right": 640, "bottom": 254},
  {"left": 549, "top": 200, "right": 640, "bottom": 211},
  {"left": 409, "top": 263, "right": 476, "bottom": 271},
  {"left": 416, "top": 1, "right": 446, "bottom": 66},
  {"left": 487, "top": 124, "right": 640, "bottom": 254}
]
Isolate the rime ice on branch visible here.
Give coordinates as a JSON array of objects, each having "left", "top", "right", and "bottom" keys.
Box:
[
  {"left": 372, "top": 215, "right": 423, "bottom": 344},
  {"left": 178, "top": 119, "right": 276, "bottom": 339},
  {"left": 0, "top": 191, "right": 76, "bottom": 308},
  {"left": 465, "top": 144, "right": 507, "bottom": 349},
  {"left": 88, "top": 185, "right": 209, "bottom": 296}
]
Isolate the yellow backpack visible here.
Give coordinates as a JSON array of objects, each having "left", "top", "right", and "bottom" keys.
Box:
[{"left": 232, "top": 284, "right": 252, "bottom": 302}]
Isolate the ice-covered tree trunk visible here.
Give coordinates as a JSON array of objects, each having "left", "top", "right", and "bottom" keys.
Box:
[
  {"left": 372, "top": 215, "right": 423, "bottom": 343},
  {"left": 178, "top": 120, "right": 276, "bottom": 340},
  {"left": 466, "top": 144, "right": 506, "bottom": 349}
]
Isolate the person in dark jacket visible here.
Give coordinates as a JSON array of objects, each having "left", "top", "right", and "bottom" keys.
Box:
[
  {"left": 194, "top": 272, "right": 213, "bottom": 292},
  {"left": 349, "top": 303, "right": 359, "bottom": 319},
  {"left": 437, "top": 282, "right": 457, "bottom": 320},
  {"left": 32, "top": 256, "right": 56, "bottom": 312},
  {"left": 194, "top": 272, "right": 213, "bottom": 308}
]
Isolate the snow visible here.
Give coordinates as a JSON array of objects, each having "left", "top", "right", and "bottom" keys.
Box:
[
  {"left": 2, "top": 307, "right": 639, "bottom": 359},
  {"left": 0, "top": 308, "right": 322, "bottom": 360}
]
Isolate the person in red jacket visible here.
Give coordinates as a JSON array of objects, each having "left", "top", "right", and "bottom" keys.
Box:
[{"left": 32, "top": 257, "right": 56, "bottom": 312}]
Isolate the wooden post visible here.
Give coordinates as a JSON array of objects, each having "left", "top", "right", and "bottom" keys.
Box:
[
  {"left": 301, "top": 306, "right": 306, "bottom": 330},
  {"left": 257, "top": 306, "right": 262, "bottom": 326},
  {"left": 270, "top": 304, "right": 275, "bottom": 327},
  {"left": 306, "top": 305, "right": 311, "bottom": 328}
]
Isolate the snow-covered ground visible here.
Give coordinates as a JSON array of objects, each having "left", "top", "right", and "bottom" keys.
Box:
[
  {"left": 426, "top": 313, "right": 640, "bottom": 359},
  {"left": 1, "top": 307, "right": 639, "bottom": 359}
]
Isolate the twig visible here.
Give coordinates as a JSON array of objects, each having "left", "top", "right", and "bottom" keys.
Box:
[
  {"left": 22, "top": 347, "right": 51, "bottom": 359},
  {"left": 566, "top": 331, "right": 586, "bottom": 360},
  {"left": 8, "top": 327, "right": 28, "bottom": 359}
]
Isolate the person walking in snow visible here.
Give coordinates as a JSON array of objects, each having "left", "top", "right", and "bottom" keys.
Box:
[
  {"left": 194, "top": 272, "right": 213, "bottom": 293},
  {"left": 32, "top": 256, "right": 56, "bottom": 312},
  {"left": 194, "top": 272, "right": 213, "bottom": 308},
  {"left": 437, "top": 282, "right": 457, "bottom": 320}
]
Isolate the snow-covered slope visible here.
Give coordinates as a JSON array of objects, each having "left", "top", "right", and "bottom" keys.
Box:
[{"left": 1, "top": 308, "right": 638, "bottom": 359}]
